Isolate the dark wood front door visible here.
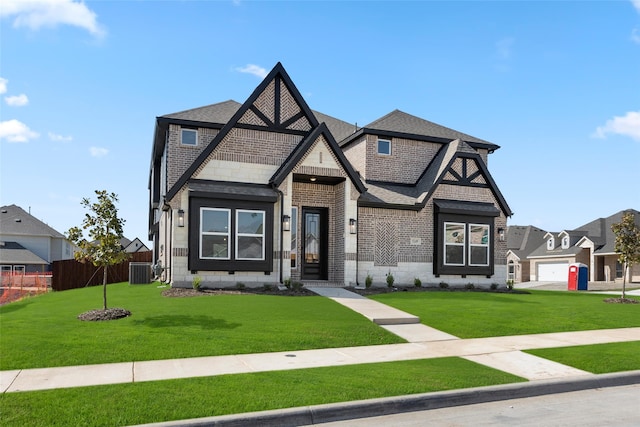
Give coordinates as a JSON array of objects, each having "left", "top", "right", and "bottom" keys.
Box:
[{"left": 301, "top": 207, "right": 328, "bottom": 280}]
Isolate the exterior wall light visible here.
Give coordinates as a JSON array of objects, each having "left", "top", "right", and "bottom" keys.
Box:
[
  {"left": 178, "top": 209, "right": 185, "bottom": 227},
  {"left": 349, "top": 218, "right": 357, "bottom": 234},
  {"left": 498, "top": 227, "right": 505, "bottom": 241},
  {"left": 283, "top": 215, "right": 291, "bottom": 231}
]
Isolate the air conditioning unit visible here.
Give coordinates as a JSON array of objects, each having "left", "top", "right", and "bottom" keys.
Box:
[{"left": 129, "top": 262, "right": 152, "bottom": 284}]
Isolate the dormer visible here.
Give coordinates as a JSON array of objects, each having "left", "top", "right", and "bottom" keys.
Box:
[
  {"left": 559, "top": 231, "right": 570, "bottom": 249},
  {"left": 544, "top": 232, "right": 555, "bottom": 250}
]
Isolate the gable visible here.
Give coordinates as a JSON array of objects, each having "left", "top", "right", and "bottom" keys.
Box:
[
  {"left": 442, "top": 156, "right": 488, "bottom": 186},
  {"left": 166, "top": 63, "right": 320, "bottom": 201}
]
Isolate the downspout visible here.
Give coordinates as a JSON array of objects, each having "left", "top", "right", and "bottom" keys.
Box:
[
  {"left": 273, "top": 184, "right": 284, "bottom": 284},
  {"left": 168, "top": 208, "right": 173, "bottom": 284},
  {"left": 355, "top": 204, "right": 359, "bottom": 286}
]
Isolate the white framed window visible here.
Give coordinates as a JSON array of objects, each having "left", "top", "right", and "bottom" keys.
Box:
[
  {"left": 181, "top": 128, "right": 198, "bottom": 146},
  {"left": 200, "top": 208, "right": 230, "bottom": 259},
  {"left": 469, "top": 224, "right": 490, "bottom": 266},
  {"left": 561, "top": 235, "right": 569, "bottom": 249},
  {"left": 13, "top": 265, "right": 25, "bottom": 274},
  {"left": 444, "top": 222, "right": 466, "bottom": 266},
  {"left": 235, "top": 210, "right": 265, "bottom": 260},
  {"left": 291, "top": 207, "right": 298, "bottom": 269},
  {"left": 1, "top": 265, "right": 12, "bottom": 275},
  {"left": 377, "top": 138, "right": 391, "bottom": 155},
  {"left": 547, "top": 237, "right": 554, "bottom": 250}
]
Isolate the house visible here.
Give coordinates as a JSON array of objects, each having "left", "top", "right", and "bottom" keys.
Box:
[
  {"left": 148, "top": 63, "right": 512, "bottom": 288},
  {"left": 0, "top": 204, "right": 76, "bottom": 273},
  {"left": 505, "top": 225, "right": 547, "bottom": 283},
  {"left": 527, "top": 209, "right": 640, "bottom": 283}
]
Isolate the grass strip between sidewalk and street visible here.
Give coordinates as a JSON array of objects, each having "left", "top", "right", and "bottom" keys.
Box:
[
  {"left": 0, "top": 357, "right": 525, "bottom": 427},
  {"left": 525, "top": 341, "right": 640, "bottom": 374},
  {"left": 368, "top": 290, "right": 640, "bottom": 338}
]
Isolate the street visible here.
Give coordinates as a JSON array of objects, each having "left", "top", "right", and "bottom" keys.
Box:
[{"left": 313, "top": 383, "right": 640, "bottom": 426}]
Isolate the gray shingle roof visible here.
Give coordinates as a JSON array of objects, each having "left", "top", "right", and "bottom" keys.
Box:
[
  {"left": 0, "top": 242, "right": 49, "bottom": 265},
  {"left": 0, "top": 205, "right": 65, "bottom": 238},
  {"left": 507, "top": 225, "right": 548, "bottom": 259},
  {"left": 364, "top": 109, "right": 493, "bottom": 146}
]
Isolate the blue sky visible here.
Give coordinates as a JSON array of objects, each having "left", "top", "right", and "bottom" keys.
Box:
[{"left": 1, "top": 0, "right": 639, "bottom": 243}]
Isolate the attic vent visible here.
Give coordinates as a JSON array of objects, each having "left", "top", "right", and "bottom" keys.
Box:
[
  {"left": 1, "top": 209, "right": 7, "bottom": 213},
  {"left": 14, "top": 219, "right": 22, "bottom": 223}
]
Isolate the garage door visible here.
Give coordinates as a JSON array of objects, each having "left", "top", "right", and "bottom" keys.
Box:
[{"left": 537, "top": 263, "right": 569, "bottom": 281}]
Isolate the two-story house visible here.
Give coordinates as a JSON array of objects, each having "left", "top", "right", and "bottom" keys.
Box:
[
  {"left": 148, "top": 63, "right": 512, "bottom": 289},
  {"left": 0, "top": 204, "right": 76, "bottom": 273},
  {"left": 527, "top": 209, "right": 640, "bottom": 283}
]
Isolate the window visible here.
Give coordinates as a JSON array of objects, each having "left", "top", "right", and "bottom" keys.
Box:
[
  {"left": 291, "top": 207, "right": 298, "bottom": 269},
  {"left": 547, "top": 237, "right": 554, "bottom": 250},
  {"left": 377, "top": 138, "right": 391, "bottom": 155},
  {"left": 616, "top": 261, "right": 623, "bottom": 278},
  {"left": 236, "top": 210, "right": 265, "bottom": 260},
  {"left": 444, "top": 222, "right": 465, "bottom": 266},
  {"left": 469, "top": 224, "right": 490, "bottom": 266},
  {"left": 561, "top": 236, "right": 569, "bottom": 249},
  {"left": 434, "top": 199, "right": 498, "bottom": 277},
  {"left": 181, "top": 128, "right": 197, "bottom": 146},
  {"left": 190, "top": 197, "right": 274, "bottom": 272},
  {"left": 200, "top": 208, "right": 230, "bottom": 259},
  {"left": 13, "top": 265, "right": 25, "bottom": 274}
]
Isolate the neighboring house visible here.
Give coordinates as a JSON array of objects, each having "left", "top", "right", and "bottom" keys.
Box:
[
  {"left": 148, "top": 63, "right": 512, "bottom": 288},
  {"left": 0, "top": 204, "right": 76, "bottom": 273},
  {"left": 527, "top": 209, "right": 640, "bottom": 283},
  {"left": 120, "top": 237, "right": 150, "bottom": 253},
  {"left": 505, "top": 225, "right": 547, "bottom": 283}
]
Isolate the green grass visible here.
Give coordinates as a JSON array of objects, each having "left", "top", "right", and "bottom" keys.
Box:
[
  {"left": 0, "top": 283, "right": 403, "bottom": 370},
  {"left": 526, "top": 341, "right": 640, "bottom": 374},
  {"left": 0, "top": 357, "right": 525, "bottom": 427},
  {"left": 368, "top": 290, "right": 640, "bottom": 338}
]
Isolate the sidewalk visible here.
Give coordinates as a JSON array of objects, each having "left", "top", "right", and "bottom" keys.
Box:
[{"left": 3, "top": 288, "right": 640, "bottom": 393}]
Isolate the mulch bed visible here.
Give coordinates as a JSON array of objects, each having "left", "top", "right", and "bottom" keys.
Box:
[
  {"left": 603, "top": 297, "right": 639, "bottom": 304},
  {"left": 77, "top": 308, "right": 132, "bottom": 321},
  {"left": 162, "top": 287, "right": 316, "bottom": 298}
]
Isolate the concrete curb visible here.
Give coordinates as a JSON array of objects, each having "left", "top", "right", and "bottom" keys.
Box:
[{"left": 132, "top": 370, "right": 640, "bottom": 427}]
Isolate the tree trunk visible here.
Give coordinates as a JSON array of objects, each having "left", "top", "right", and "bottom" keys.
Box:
[
  {"left": 102, "top": 265, "right": 108, "bottom": 310},
  {"left": 622, "top": 263, "right": 627, "bottom": 300}
]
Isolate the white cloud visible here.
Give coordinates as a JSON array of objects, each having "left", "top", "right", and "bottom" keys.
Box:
[
  {"left": 49, "top": 131, "right": 72, "bottom": 142},
  {"left": 632, "top": 28, "right": 640, "bottom": 44},
  {"left": 5, "top": 94, "right": 29, "bottom": 106},
  {"left": 0, "top": 0, "right": 106, "bottom": 38},
  {"left": 235, "top": 64, "right": 268, "bottom": 79},
  {"left": 89, "top": 146, "right": 108, "bottom": 157},
  {"left": 593, "top": 111, "right": 640, "bottom": 142},
  {"left": 0, "top": 78, "right": 7, "bottom": 94},
  {"left": 0, "top": 119, "right": 40, "bottom": 143},
  {"left": 632, "top": 0, "right": 640, "bottom": 13}
]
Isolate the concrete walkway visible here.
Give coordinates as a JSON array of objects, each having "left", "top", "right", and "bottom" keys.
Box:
[{"left": 3, "top": 288, "right": 640, "bottom": 394}]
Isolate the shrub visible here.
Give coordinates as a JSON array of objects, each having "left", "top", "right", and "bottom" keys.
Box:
[
  {"left": 439, "top": 282, "right": 449, "bottom": 289},
  {"left": 386, "top": 271, "right": 395, "bottom": 288},
  {"left": 283, "top": 278, "right": 292, "bottom": 289},
  {"left": 414, "top": 277, "right": 422, "bottom": 288},
  {"left": 263, "top": 284, "right": 273, "bottom": 291},
  {"left": 365, "top": 274, "right": 373, "bottom": 288},
  {"left": 291, "top": 281, "right": 304, "bottom": 291},
  {"left": 236, "top": 282, "right": 245, "bottom": 290},
  {"left": 465, "top": 283, "right": 475, "bottom": 290},
  {"left": 192, "top": 276, "right": 202, "bottom": 291},
  {"left": 506, "top": 279, "right": 514, "bottom": 290},
  {"left": 490, "top": 283, "right": 498, "bottom": 290}
]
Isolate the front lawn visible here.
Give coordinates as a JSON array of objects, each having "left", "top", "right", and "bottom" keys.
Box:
[
  {"left": 0, "top": 357, "right": 524, "bottom": 427},
  {"left": 368, "top": 290, "right": 640, "bottom": 338},
  {"left": 0, "top": 283, "right": 403, "bottom": 370},
  {"left": 526, "top": 341, "right": 640, "bottom": 374}
]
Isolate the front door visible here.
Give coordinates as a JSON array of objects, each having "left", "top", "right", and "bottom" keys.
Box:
[{"left": 302, "top": 207, "right": 328, "bottom": 280}]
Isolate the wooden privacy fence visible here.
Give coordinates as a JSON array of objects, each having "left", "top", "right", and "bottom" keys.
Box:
[{"left": 52, "top": 251, "right": 152, "bottom": 291}]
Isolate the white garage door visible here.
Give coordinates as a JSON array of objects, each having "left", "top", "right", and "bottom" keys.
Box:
[{"left": 537, "top": 263, "right": 569, "bottom": 281}]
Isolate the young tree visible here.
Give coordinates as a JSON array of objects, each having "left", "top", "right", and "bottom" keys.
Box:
[
  {"left": 67, "top": 190, "right": 129, "bottom": 312},
  {"left": 611, "top": 211, "right": 640, "bottom": 300}
]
